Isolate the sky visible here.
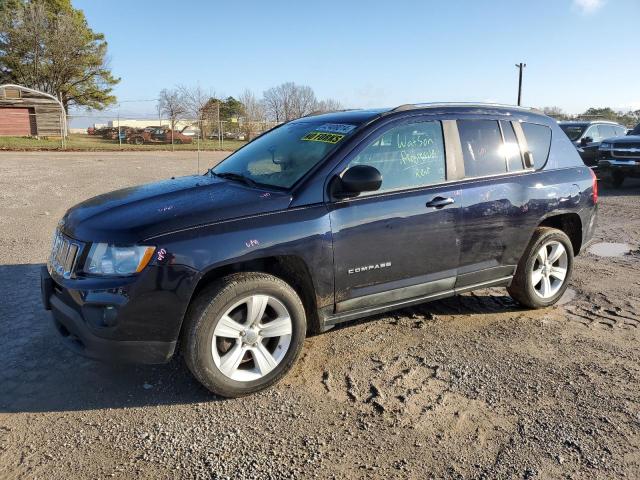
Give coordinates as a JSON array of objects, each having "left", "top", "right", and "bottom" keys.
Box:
[{"left": 71, "top": 0, "right": 640, "bottom": 125}]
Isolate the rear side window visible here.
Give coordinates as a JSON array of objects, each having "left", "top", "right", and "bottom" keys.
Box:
[
  {"left": 348, "top": 120, "right": 446, "bottom": 193},
  {"left": 522, "top": 123, "right": 552, "bottom": 167},
  {"left": 458, "top": 120, "right": 507, "bottom": 177},
  {"left": 500, "top": 121, "right": 524, "bottom": 172}
]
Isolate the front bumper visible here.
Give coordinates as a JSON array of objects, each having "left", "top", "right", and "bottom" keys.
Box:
[
  {"left": 41, "top": 264, "right": 196, "bottom": 364},
  {"left": 598, "top": 159, "right": 640, "bottom": 176}
]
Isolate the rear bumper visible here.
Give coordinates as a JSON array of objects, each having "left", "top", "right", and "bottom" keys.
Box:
[{"left": 41, "top": 265, "right": 191, "bottom": 364}]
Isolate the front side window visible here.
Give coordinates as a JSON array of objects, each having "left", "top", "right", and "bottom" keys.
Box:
[
  {"left": 522, "top": 123, "right": 552, "bottom": 167},
  {"left": 347, "top": 121, "right": 446, "bottom": 193},
  {"left": 584, "top": 125, "right": 601, "bottom": 142},
  {"left": 213, "top": 120, "right": 359, "bottom": 189},
  {"left": 458, "top": 120, "right": 507, "bottom": 177},
  {"left": 597, "top": 125, "right": 616, "bottom": 139}
]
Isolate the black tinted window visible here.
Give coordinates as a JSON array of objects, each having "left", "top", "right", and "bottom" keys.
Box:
[
  {"left": 500, "top": 121, "right": 523, "bottom": 172},
  {"left": 458, "top": 120, "right": 507, "bottom": 177},
  {"left": 348, "top": 121, "right": 446, "bottom": 192},
  {"left": 522, "top": 123, "right": 552, "bottom": 167}
]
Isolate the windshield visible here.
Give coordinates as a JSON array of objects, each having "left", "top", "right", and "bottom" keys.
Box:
[
  {"left": 559, "top": 124, "right": 587, "bottom": 141},
  {"left": 631, "top": 124, "right": 640, "bottom": 136},
  {"left": 212, "top": 120, "right": 359, "bottom": 189}
]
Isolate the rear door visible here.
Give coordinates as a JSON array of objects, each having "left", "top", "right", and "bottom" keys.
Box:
[
  {"left": 580, "top": 124, "right": 603, "bottom": 166},
  {"left": 455, "top": 118, "right": 537, "bottom": 287},
  {"left": 328, "top": 117, "right": 462, "bottom": 313}
]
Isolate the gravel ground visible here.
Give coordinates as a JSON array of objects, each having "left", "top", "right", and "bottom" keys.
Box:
[{"left": 0, "top": 152, "right": 639, "bottom": 479}]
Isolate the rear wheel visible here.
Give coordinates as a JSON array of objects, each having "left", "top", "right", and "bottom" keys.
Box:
[
  {"left": 508, "top": 227, "right": 574, "bottom": 308},
  {"left": 174, "top": 139, "right": 183, "bottom": 145},
  {"left": 182, "top": 273, "right": 306, "bottom": 397}
]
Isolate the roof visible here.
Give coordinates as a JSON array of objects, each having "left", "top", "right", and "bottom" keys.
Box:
[
  {"left": 558, "top": 120, "right": 621, "bottom": 125},
  {"left": 299, "top": 102, "right": 545, "bottom": 125}
]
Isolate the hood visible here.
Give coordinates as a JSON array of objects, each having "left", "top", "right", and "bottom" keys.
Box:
[
  {"left": 61, "top": 175, "right": 292, "bottom": 243},
  {"left": 605, "top": 135, "right": 640, "bottom": 144}
]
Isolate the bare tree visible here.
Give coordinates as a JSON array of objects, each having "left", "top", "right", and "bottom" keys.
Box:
[
  {"left": 158, "top": 88, "right": 187, "bottom": 146},
  {"left": 263, "top": 82, "right": 318, "bottom": 122},
  {"left": 239, "top": 89, "right": 266, "bottom": 140},
  {"left": 289, "top": 84, "right": 317, "bottom": 119},
  {"left": 179, "top": 84, "right": 215, "bottom": 138},
  {"left": 315, "top": 98, "right": 343, "bottom": 113}
]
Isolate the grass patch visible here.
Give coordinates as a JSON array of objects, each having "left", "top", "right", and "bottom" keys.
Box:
[{"left": 0, "top": 134, "right": 246, "bottom": 152}]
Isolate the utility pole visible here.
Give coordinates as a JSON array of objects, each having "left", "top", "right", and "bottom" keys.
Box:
[{"left": 515, "top": 63, "right": 526, "bottom": 106}]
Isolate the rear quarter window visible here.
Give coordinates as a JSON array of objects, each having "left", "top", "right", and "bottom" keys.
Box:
[{"left": 522, "top": 123, "right": 552, "bottom": 168}]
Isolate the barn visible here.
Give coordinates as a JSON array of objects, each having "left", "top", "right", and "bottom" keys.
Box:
[{"left": 0, "top": 84, "right": 67, "bottom": 137}]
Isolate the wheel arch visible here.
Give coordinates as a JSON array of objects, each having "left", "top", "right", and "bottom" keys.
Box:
[
  {"left": 538, "top": 212, "right": 583, "bottom": 255},
  {"left": 184, "top": 255, "right": 321, "bottom": 338}
]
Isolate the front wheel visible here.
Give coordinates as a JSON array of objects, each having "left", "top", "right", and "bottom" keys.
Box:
[
  {"left": 508, "top": 227, "right": 574, "bottom": 308},
  {"left": 182, "top": 273, "right": 306, "bottom": 397}
]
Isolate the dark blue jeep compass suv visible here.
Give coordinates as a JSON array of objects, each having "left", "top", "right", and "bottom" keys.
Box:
[{"left": 41, "top": 103, "right": 598, "bottom": 397}]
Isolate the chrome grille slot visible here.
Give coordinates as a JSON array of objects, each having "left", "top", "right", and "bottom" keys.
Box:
[{"left": 49, "top": 231, "right": 81, "bottom": 279}]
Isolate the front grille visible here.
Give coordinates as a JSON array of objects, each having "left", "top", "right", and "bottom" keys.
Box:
[
  {"left": 611, "top": 142, "right": 640, "bottom": 149},
  {"left": 49, "top": 231, "right": 81, "bottom": 279},
  {"left": 612, "top": 149, "right": 640, "bottom": 159}
]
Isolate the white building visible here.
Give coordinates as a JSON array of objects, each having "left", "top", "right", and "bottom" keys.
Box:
[{"left": 105, "top": 119, "right": 197, "bottom": 130}]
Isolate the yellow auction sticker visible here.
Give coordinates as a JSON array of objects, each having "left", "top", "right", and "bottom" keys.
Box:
[{"left": 301, "top": 131, "right": 345, "bottom": 144}]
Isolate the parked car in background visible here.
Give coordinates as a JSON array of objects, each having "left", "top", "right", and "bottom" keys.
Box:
[
  {"left": 598, "top": 122, "right": 640, "bottom": 187},
  {"left": 42, "top": 103, "right": 598, "bottom": 397},
  {"left": 127, "top": 127, "right": 193, "bottom": 145},
  {"left": 558, "top": 120, "right": 626, "bottom": 167},
  {"left": 180, "top": 128, "right": 201, "bottom": 138}
]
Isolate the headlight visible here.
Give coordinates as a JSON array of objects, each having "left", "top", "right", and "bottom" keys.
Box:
[
  {"left": 83, "top": 244, "right": 156, "bottom": 276},
  {"left": 600, "top": 142, "right": 612, "bottom": 150}
]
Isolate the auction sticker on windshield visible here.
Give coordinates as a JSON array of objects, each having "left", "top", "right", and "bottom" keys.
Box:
[
  {"left": 314, "top": 123, "right": 357, "bottom": 134},
  {"left": 301, "top": 131, "right": 345, "bottom": 144}
]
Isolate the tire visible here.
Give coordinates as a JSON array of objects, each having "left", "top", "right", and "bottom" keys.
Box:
[
  {"left": 182, "top": 272, "right": 306, "bottom": 397},
  {"left": 174, "top": 139, "right": 182, "bottom": 145},
  {"left": 507, "top": 227, "right": 574, "bottom": 309},
  {"left": 132, "top": 136, "right": 144, "bottom": 145},
  {"left": 611, "top": 171, "right": 624, "bottom": 188}
]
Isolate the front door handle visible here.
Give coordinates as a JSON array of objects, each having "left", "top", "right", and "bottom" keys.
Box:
[{"left": 426, "top": 196, "right": 455, "bottom": 209}]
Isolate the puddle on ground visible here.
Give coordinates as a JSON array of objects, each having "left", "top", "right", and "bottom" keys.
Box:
[{"left": 588, "top": 242, "right": 632, "bottom": 258}]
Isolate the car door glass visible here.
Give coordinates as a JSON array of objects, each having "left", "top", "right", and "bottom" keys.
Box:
[
  {"left": 500, "top": 121, "right": 524, "bottom": 172},
  {"left": 585, "top": 126, "right": 600, "bottom": 142},
  {"left": 457, "top": 120, "right": 507, "bottom": 177},
  {"left": 347, "top": 121, "right": 446, "bottom": 193},
  {"left": 598, "top": 125, "right": 615, "bottom": 139},
  {"left": 521, "top": 123, "right": 552, "bottom": 167}
]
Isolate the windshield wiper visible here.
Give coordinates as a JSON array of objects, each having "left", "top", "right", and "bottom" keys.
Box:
[{"left": 211, "top": 171, "right": 258, "bottom": 188}]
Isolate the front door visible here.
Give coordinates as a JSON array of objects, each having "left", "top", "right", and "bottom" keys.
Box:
[{"left": 328, "top": 118, "right": 462, "bottom": 313}]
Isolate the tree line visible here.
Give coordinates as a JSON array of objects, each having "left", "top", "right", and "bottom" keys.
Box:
[
  {"left": 159, "top": 83, "right": 344, "bottom": 140},
  {"left": 541, "top": 106, "right": 640, "bottom": 128}
]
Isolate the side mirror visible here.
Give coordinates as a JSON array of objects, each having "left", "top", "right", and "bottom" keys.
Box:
[
  {"left": 580, "top": 137, "right": 592, "bottom": 146},
  {"left": 523, "top": 151, "right": 535, "bottom": 169},
  {"left": 333, "top": 165, "right": 382, "bottom": 198}
]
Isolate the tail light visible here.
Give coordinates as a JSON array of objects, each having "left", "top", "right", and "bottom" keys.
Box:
[{"left": 590, "top": 168, "right": 598, "bottom": 204}]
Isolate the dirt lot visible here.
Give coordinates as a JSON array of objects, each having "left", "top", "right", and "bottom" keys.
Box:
[{"left": 1, "top": 152, "right": 639, "bottom": 479}]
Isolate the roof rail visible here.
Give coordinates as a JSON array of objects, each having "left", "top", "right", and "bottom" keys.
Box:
[{"left": 389, "top": 102, "right": 536, "bottom": 112}]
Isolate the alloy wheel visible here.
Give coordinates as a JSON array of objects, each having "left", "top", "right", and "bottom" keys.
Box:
[
  {"left": 531, "top": 240, "right": 568, "bottom": 299},
  {"left": 212, "top": 295, "right": 292, "bottom": 382}
]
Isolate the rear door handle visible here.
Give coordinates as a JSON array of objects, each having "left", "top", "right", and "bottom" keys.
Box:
[{"left": 426, "top": 196, "right": 455, "bottom": 209}]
